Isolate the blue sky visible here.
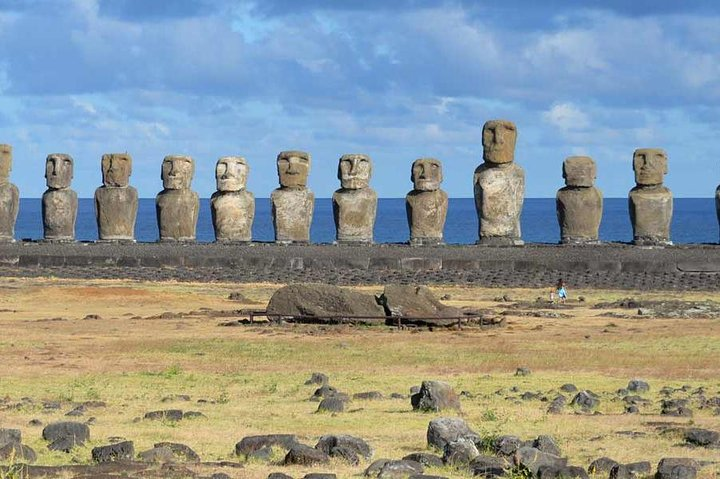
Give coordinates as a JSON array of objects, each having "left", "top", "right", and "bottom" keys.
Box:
[{"left": 0, "top": 0, "right": 719, "bottom": 198}]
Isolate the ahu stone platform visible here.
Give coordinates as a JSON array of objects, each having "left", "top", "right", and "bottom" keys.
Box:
[{"left": 0, "top": 242, "right": 719, "bottom": 291}]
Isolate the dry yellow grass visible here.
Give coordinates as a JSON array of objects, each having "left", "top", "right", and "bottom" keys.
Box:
[{"left": 0, "top": 277, "right": 718, "bottom": 479}]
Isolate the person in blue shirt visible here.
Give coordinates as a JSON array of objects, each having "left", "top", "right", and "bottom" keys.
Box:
[{"left": 556, "top": 279, "right": 568, "bottom": 303}]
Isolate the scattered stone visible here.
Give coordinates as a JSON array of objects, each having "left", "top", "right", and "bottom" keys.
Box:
[
  {"left": 161, "top": 394, "right": 191, "bottom": 402},
  {"left": 0, "top": 443, "right": 36, "bottom": 463},
  {"left": 91, "top": 441, "right": 134, "bottom": 463},
  {"left": 443, "top": 437, "right": 480, "bottom": 465},
  {"left": 0, "top": 429, "right": 21, "bottom": 448},
  {"left": 302, "top": 474, "right": 336, "bottom": 479},
  {"left": 305, "top": 373, "right": 329, "bottom": 386},
  {"left": 268, "top": 473, "right": 294, "bottom": 479},
  {"left": 538, "top": 465, "right": 589, "bottom": 479},
  {"left": 183, "top": 411, "right": 206, "bottom": 419},
  {"left": 560, "top": 384, "right": 577, "bottom": 393},
  {"left": 628, "top": 379, "right": 650, "bottom": 393},
  {"left": 515, "top": 367, "right": 531, "bottom": 377},
  {"left": 138, "top": 446, "right": 176, "bottom": 463},
  {"left": 65, "top": 405, "right": 86, "bottom": 417},
  {"left": 514, "top": 447, "right": 567, "bottom": 477},
  {"left": 248, "top": 446, "right": 274, "bottom": 462},
  {"left": 571, "top": 390, "right": 600, "bottom": 411},
  {"left": 42, "top": 421, "right": 90, "bottom": 452},
  {"left": 402, "top": 453, "right": 443, "bottom": 468},
  {"left": 284, "top": 444, "right": 330, "bottom": 466},
  {"left": 311, "top": 384, "right": 339, "bottom": 401},
  {"left": 235, "top": 435, "right": 298, "bottom": 456},
  {"left": 625, "top": 405, "right": 640, "bottom": 414},
  {"left": 547, "top": 395, "right": 566, "bottom": 414},
  {"left": 28, "top": 419, "right": 42, "bottom": 427},
  {"left": 494, "top": 435, "right": 522, "bottom": 456},
  {"left": 661, "top": 399, "right": 693, "bottom": 417},
  {"left": 144, "top": 410, "right": 184, "bottom": 421},
  {"left": 315, "top": 434, "right": 372, "bottom": 460},
  {"left": 588, "top": 457, "right": 620, "bottom": 475},
  {"left": 656, "top": 458, "right": 699, "bottom": 479},
  {"left": 411, "top": 380, "right": 461, "bottom": 412},
  {"left": 533, "top": 435, "right": 561, "bottom": 457},
  {"left": 317, "top": 396, "right": 346, "bottom": 413},
  {"left": 371, "top": 459, "right": 423, "bottom": 478},
  {"left": 426, "top": 417, "right": 480, "bottom": 450},
  {"left": 211, "top": 473, "right": 232, "bottom": 479},
  {"left": 684, "top": 428, "right": 719, "bottom": 447},
  {"left": 353, "top": 391, "right": 384, "bottom": 400},
  {"left": 470, "top": 455, "right": 510, "bottom": 478},
  {"left": 610, "top": 461, "right": 652, "bottom": 479},
  {"left": 154, "top": 442, "right": 200, "bottom": 462},
  {"left": 83, "top": 314, "right": 102, "bottom": 320}
]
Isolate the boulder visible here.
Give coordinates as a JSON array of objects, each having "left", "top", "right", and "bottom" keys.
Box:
[
  {"left": 302, "top": 474, "right": 336, "bottom": 479},
  {"left": 514, "top": 447, "right": 567, "bottom": 477},
  {"left": 354, "top": 391, "right": 384, "bottom": 400},
  {"left": 443, "top": 437, "right": 479, "bottom": 465},
  {"left": 655, "top": 458, "right": 699, "bottom": 479},
  {"left": 411, "top": 381, "right": 461, "bottom": 412},
  {"left": 683, "top": 428, "right": 719, "bottom": 447},
  {"left": 377, "top": 460, "right": 424, "bottom": 478},
  {"left": 494, "top": 435, "right": 522, "bottom": 456},
  {"left": 571, "top": 391, "right": 600, "bottom": 411},
  {"left": 627, "top": 379, "right": 650, "bottom": 393},
  {"left": 138, "top": 446, "right": 176, "bottom": 463},
  {"left": 153, "top": 442, "right": 200, "bottom": 462},
  {"left": 315, "top": 434, "right": 372, "bottom": 460},
  {"left": 42, "top": 422, "right": 90, "bottom": 452},
  {"left": 470, "top": 455, "right": 510, "bottom": 478},
  {"left": 610, "top": 462, "right": 652, "bottom": 479},
  {"left": 305, "top": 373, "right": 329, "bottom": 385},
  {"left": 379, "top": 285, "right": 462, "bottom": 318},
  {"left": 317, "top": 397, "right": 346, "bottom": 413},
  {"left": 91, "top": 441, "right": 135, "bottom": 463},
  {"left": 0, "top": 429, "right": 21, "bottom": 448},
  {"left": 588, "top": 457, "right": 620, "bottom": 475},
  {"left": 402, "top": 453, "right": 443, "bottom": 468},
  {"left": 236, "top": 435, "right": 298, "bottom": 456},
  {"left": 267, "top": 284, "right": 385, "bottom": 321},
  {"left": 426, "top": 417, "right": 480, "bottom": 450},
  {"left": 533, "top": 436, "right": 561, "bottom": 457},
  {"left": 284, "top": 444, "right": 330, "bottom": 466},
  {"left": 560, "top": 384, "right": 577, "bottom": 393},
  {"left": 268, "top": 474, "right": 294, "bottom": 479},
  {"left": 144, "top": 410, "right": 183, "bottom": 421},
  {"left": 538, "top": 465, "right": 589, "bottom": 479},
  {"left": 0, "top": 443, "right": 36, "bottom": 463}
]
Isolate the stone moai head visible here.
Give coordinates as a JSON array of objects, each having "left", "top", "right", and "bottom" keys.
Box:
[
  {"left": 101, "top": 153, "right": 132, "bottom": 187},
  {"left": 633, "top": 148, "right": 667, "bottom": 186},
  {"left": 45, "top": 154, "right": 74, "bottom": 189},
  {"left": 216, "top": 156, "right": 249, "bottom": 192},
  {"left": 161, "top": 155, "right": 194, "bottom": 190},
  {"left": 277, "top": 150, "right": 310, "bottom": 188},
  {"left": 563, "top": 156, "right": 596, "bottom": 187},
  {"left": 411, "top": 157, "right": 443, "bottom": 191},
  {"left": 0, "top": 144, "right": 11, "bottom": 182},
  {"left": 338, "top": 153, "right": 372, "bottom": 190},
  {"left": 482, "top": 120, "right": 517, "bottom": 165}
]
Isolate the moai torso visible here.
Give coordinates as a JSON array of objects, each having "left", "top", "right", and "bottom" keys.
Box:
[
  {"left": 629, "top": 148, "right": 672, "bottom": 245},
  {"left": 556, "top": 156, "right": 603, "bottom": 244},
  {"left": 42, "top": 154, "right": 77, "bottom": 241},
  {"left": 211, "top": 190, "right": 255, "bottom": 242},
  {"left": 473, "top": 120, "right": 524, "bottom": 245},
  {"left": 0, "top": 144, "right": 18, "bottom": 242},
  {"left": 716, "top": 185, "right": 720, "bottom": 243},
  {"left": 156, "top": 155, "right": 199, "bottom": 242},
  {"left": 95, "top": 153, "right": 138, "bottom": 241},
  {"left": 271, "top": 188, "right": 314, "bottom": 243},
  {"left": 406, "top": 158, "right": 447, "bottom": 245},
  {"left": 271, "top": 151, "right": 314, "bottom": 243},
  {"left": 211, "top": 156, "right": 254, "bottom": 242},
  {"left": 332, "top": 154, "right": 376, "bottom": 244}
]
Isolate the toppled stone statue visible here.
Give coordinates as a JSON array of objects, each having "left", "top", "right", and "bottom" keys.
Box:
[
  {"left": 156, "top": 155, "right": 199, "bottom": 242},
  {"left": 629, "top": 148, "right": 672, "bottom": 245},
  {"left": 474, "top": 120, "right": 524, "bottom": 245},
  {"left": 406, "top": 158, "right": 448, "bottom": 245},
  {"left": 556, "top": 156, "right": 603, "bottom": 244},
  {"left": 266, "top": 283, "right": 385, "bottom": 323},
  {"left": 0, "top": 144, "right": 19, "bottom": 242},
  {"left": 211, "top": 156, "right": 254, "bottom": 242},
  {"left": 94, "top": 153, "right": 138, "bottom": 242},
  {"left": 42, "top": 154, "right": 77, "bottom": 241},
  {"left": 332, "top": 154, "right": 377, "bottom": 244},
  {"left": 271, "top": 151, "right": 314, "bottom": 243}
]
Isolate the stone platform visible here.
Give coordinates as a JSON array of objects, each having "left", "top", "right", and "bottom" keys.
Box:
[{"left": 0, "top": 242, "right": 718, "bottom": 290}]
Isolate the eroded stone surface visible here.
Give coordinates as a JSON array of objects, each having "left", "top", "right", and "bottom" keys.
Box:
[
  {"left": 333, "top": 154, "right": 377, "bottom": 244},
  {"left": 407, "top": 158, "right": 447, "bottom": 246},
  {"left": 715, "top": 185, "right": 719, "bottom": 243},
  {"left": 42, "top": 154, "right": 77, "bottom": 241},
  {"left": 156, "top": 155, "right": 199, "bottom": 242},
  {"left": 95, "top": 153, "right": 138, "bottom": 241},
  {"left": 629, "top": 149, "right": 672, "bottom": 245},
  {"left": 556, "top": 157, "right": 602, "bottom": 244},
  {"left": 0, "top": 144, "right": 19, "bottom": 242},
  {"left": 474, "top": 120, "right": 524, "bottom": 245},
  {"left": 211, "top": 157, "right": 254, "bottom": 242},
  {"left": 272, "top": 151, "right": 314, "bottom": 243}
]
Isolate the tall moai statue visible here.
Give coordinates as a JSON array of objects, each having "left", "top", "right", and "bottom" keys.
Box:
[
  {"left": 271, "top": 151, "right": 314, "bottom": 243},
  {"left": 332, "top": 154, "right": 377, "bottom": 244},
  {"left": 716, "top": 182, "right": 720, "bottom": 243},
  {"left": 42, "top": 154, "right": 77, "bottom": 241},
  {"left": 0, "top": 144, "right": 19, "bottom": 242},
  {"left": 156, "top": 155, "right": 199, "bottom": 242},
  {"left": 406, "top": 158, "right": 448, "bottom": 245},
  {"left": 94, "top": 153, "right": 138, "bottom": 242},
  {"left": 629, "top": 148, "right": 672, "bottom": 245},
  {"left": 210, "top": 156, "right": 254, "bottom": 242},
  {"left": 473, "top": 120, "right": 525, "bottom": 245},
  {"left": 556, "top": 156, "right": 603, "bottom": 244}
]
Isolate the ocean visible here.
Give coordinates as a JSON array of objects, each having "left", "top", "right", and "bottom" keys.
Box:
[{"left": 12, "top": 198, "right": 720, "bottom": 244}]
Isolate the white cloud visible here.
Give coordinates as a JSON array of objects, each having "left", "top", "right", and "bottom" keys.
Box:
[{"left": 543, "top": 103, "right": 590, "bottom": 131}]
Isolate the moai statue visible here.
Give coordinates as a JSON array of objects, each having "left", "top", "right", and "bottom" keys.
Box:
[
  {"left": 406, "top": 158, "right": 448, "bottom": 245},
  {"left": 42, "top": 154, "right": 77, "bottom": 241},
  {"left": 629, "top": 148, "right": 672, "bottom": 245},
  {"left": 94, "top": 153, "right": 138, "bottom": 241},
  {"left": 473, "top": 119, "right": 525, "bottom": 245},
  {"left": 332, "top": 154, "right": 377, "bottom": 244},
  {"left": 156, "top": 155, "right": 199, "bottom": 242},
  {"left": 0, "top": 144, "right": 19, "bottom": 242},
  {"left": 271, "top": 151, "right": 314, "bottom": 243},
  {"left": 210, "top": 156, "right": 254, "bottom": 242},
  {"left": 556, "top": 156, "right": 603, "bottom": 244},
  {"left": 716, "top": 182, "right": 720, "bottom": 243}
]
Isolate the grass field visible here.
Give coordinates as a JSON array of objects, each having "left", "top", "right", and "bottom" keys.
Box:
[{"left": 0, "top": 277, "right": 718, "bottom": 478}]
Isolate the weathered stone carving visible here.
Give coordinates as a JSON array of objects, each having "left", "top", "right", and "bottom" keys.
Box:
[
  {"left": 156, "top": 155, "right": 199, "bottom": 242},
  {"left": 629, "top": 148, "right": 672, "bottom": 245},
  {"left": 332, "top": 154, "right": 377, "bottom": 244},
  {"left": 42, "top": 154, "right": 77, "bottom": 241},
  {"left": 211, "top": 156, "right": 254, "bottom": 242},
  {"left": 271, "top": 151, "right": 314, "bottom": 243},
  {"left": 716, "top": 184, "right": 720, "bottom": 243},
  {"left": 556, "top": 156, "right": 603, "bottom": 244},
  {"left": 94, "top": 153, "right": 138, "bottom": 242},
  {"left": 0, "top": 144, "right": 19, "bottom": 242},
  {"left": 473, "top": 120, "right": 525, "bottom": 245},
  {"left": 406, "top": 158, "right": 448, "bottom": 245}
]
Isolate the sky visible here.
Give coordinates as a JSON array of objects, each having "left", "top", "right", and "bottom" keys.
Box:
[{"left": 0, "top": 0, "right": 719, "bottom": 198}]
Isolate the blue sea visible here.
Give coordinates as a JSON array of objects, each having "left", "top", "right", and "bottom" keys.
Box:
[{"left": 12, "top": 198, "right": 720, "bottom": 244}]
